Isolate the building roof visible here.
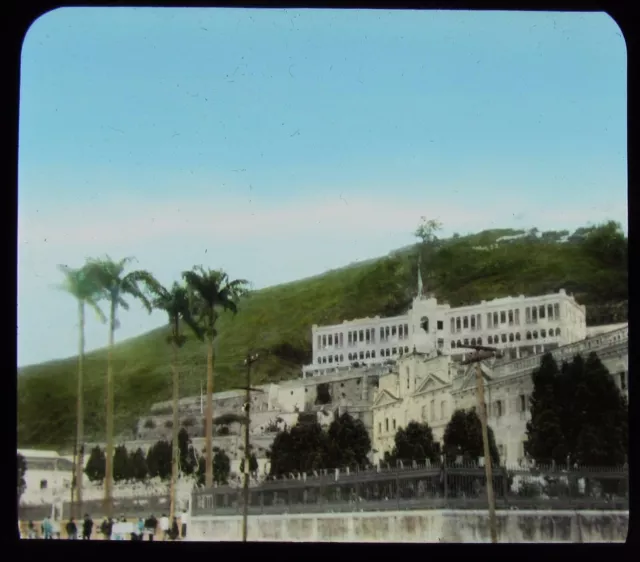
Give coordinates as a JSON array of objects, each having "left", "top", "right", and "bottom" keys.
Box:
[{"left": 18, "top": 448, "right": 60, "bottom": 459}]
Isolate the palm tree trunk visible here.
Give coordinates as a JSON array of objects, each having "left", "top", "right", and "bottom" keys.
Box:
[
  {"left": 104, "top": 303, "right": 116, "bottom": 517},
  {"left": 205, "top": 339, "right": 214, "bottom": 488},
  {"left": 75, "top": 300, "right": 85, "bottom": 519},
  {"left": 170, "top": 342, "right": 180, "bottom": 522}
]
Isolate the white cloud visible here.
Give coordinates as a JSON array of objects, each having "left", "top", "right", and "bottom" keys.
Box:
[{"left": 17, "top": 189, "right": 627, "bottom": 366}]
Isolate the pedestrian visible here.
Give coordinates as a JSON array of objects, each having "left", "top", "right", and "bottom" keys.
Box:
[
  {"left": 180, "top": 508, "right": 188, "bottom": 540},
  {"left": 145, "top": 514, "right": 158, "bottom": 541},
  {"left": 42, "top": 516, "right": 53, "bottom": 540},
  {"left": 136, "top": 517, "right": 145, "bottom": 541},
  {"left": 170, "top": 517, "right": 179, "bottom": 541},
  {"left": 82, "top": 513, "right": 93, "bottom": 540},
  {"left": 100, "top": 517, "right": 113, "bottom": 541},
  {"left": 27, "top": 520, "right": 37, "bottom": 539},
  {"left": 160, "top": 513, "right": 169, "bottom": 541},
  {"left": 66, "top": 517, "right": 78, "bottom": 539}
]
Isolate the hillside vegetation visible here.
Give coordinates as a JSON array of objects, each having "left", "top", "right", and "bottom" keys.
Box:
[{"left": 17, "top": 221, "right": 627, "bottom": 448}]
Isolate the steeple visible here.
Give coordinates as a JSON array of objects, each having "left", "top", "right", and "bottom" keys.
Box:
[{"left": 416, "top": 253, "right": 426, "bottom": 299}]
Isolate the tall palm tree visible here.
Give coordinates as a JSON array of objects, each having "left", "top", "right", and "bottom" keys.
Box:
[
  {"left": 182, "top": 266, "right": 249, "bottom": 487},
  {"left": 83, "top": 256, "right": 161, "bottom": 515},
  {"left": 150, "top": 281, "right": 203, "bottom": 521},
  {"left": 56, "top": 264, "right": 107, "bottom": 518}
]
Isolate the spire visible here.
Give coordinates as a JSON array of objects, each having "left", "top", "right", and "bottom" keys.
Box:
[{"left": 417, "top": 253, "right": 425, "bottom": 298}]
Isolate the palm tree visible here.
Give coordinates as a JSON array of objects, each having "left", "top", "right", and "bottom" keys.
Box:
[
  {"left": 149, "top": 281, "right": 203, "bottom": 522},
  {"left": 182, "top": 266, "right": 249, "bottom": 487},
  {"left": 56, "top": 264, "right": 107, "bottom": 518},
  {"left": 83, "top": 256, "right": 161, "bottom": 515}
]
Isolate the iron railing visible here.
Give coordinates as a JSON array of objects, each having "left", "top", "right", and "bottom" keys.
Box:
[{"left": 191, "top": 463, "right": 629, "bottom": 517}]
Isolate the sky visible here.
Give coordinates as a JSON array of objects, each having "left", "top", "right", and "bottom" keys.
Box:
[{"left": 18, "top": 8, "right": 627, "bottom": 367}]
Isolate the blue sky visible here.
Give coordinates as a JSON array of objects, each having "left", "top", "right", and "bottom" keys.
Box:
[{"left": 18, "top": 8, "right": 627, "bottom": 367}]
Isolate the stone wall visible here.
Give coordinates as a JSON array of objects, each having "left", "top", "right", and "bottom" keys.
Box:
[{"left": 188, "top": 509, "right": 628, "bottom": 543}]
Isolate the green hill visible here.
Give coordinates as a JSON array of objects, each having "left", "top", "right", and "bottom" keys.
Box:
[{"left": 17, "top": 221, "right": 627, "bottom": 448}]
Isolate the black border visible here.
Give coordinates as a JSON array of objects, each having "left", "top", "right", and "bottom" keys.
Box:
[{"left": 7, "top": 0, "right": 636, "bottom": 555}]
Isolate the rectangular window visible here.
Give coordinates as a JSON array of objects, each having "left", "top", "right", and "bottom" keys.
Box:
[
  {"left": 371, "top": 350, "right": 376, "bottom": 358},
  {"left": 385, "top": 418, "right": 389, "bottom": 432},
  {"left": 493, "top": 312, "right": 499, "bottom": 326},
  {"left": 525, "top": 307, "right": 531, "bottom": 323},
  {"left": 371, "top": 330, "right": 375, "bottom": 343},
  {"left": 450, "top": 318, "right": 455, "bottom": 333},
  {"left": 464, "top": 338, "right": 469, "bottom": 346},
  {"left": 385, "top": 326, "right": 390, "bottom": 339},
  {"left": 392, "top": 347, "right": 397, "bottom": 355},
  {"left": 495, "top": 400, "right": 503, "bottom": 417},
  {"left": 440, "top": 401, "right": 446, "bottom": 420},
  {"left": 365, "top": 330, "right": 370, "bottom": 343},
  {"left": 463, "top": 316, "right": 469, "bottom": 329},
  {"left": 519, "top": 394, "right": 527, "bottom": 412},
  {"left": 477, "top": 314, "right": 482, "bottom": 330},
  {"left": 359, "top": 351, "right": 364, "bottom": 359},
  {"left": 501, "top": 333, "right": 507, "bottom": 343},
  {"left": 470, "top": 316, "right": 476, "bottom": 330},
  {"left": 515, "top": 309, "right": 520, "bottom": 325},
  {"left": 322, "top": 335, "right": 327, "bottom": 347},
  {"left": 358, "top": 330, "right": 363, "bottom": 342},
  {"left": 554, "top": 303, "right": 560, "bottom": 319},
  {"left": 547, "top": 304, "right": 553, "bottom": 319},
  {"left": 532, "top": 307, "right": 537, "bottom": 321},
  {"left": 456, "top": 317, "right": 461, "bottom": 331},
  {"left": 393, "top": 419, "right": 397, "bottom": 430},
  {"left": 380, "top": 327, "right": 384, "bottom": 341},
  {"left": 378, "top": 422, "right": 382, "bottom": 434},
  {"left": 487, "top": 313, "right": 493, "bottom": 329},
  {"left": 392, "top": 326, "right": 397, "bottom": 336},
  {"left": 500, "top": 311, "right": 506, "bottom": 324},
  {"left": 437, "top": 320, "right": 443, "bottom": 330},
  {"left": 328, "top": 356, "right": 333, "bottom": 363},
  {"left": 508, "top": 310, "right": 514, "bottom": 325},
  {"left": 539, "top": 305, "right": 545, "bottom": 319},
  {"left": 430, "top": 399, "right": 435, "bottom": 421}
]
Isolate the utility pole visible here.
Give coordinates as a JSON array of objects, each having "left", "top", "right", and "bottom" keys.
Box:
[
  {"left": 233, "top": 351, "right": 264, "bottom": 542},
  {"left": 460, "top": 344, "right": 502, "bottom": 544}
]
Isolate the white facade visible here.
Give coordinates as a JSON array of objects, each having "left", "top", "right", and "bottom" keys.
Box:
[
  {"left": 305, "top": 289, "right": 587, "bottom": 376},
  {"left": 19, "top": 449, "right": 75, "bottom": 506}
]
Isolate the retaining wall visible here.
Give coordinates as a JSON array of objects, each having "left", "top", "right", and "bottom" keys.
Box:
[{"left": 188, "top": 509, "right": 628, "bottom": 543}]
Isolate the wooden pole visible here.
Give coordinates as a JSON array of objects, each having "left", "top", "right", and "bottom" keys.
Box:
[
  {"left": 242, "top": 357, "right": 251, "bottom": 542},
  {"left": 169, "top": 343, "right": 180, "bottom": 524},
  {"left": 475, "top": 360, "right": 498, "bottom": 543}
]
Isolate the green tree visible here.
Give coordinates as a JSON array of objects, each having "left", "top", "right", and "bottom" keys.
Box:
[
  {"left": 150, "top": 281, "right": 203, "bottom": 519},
  {"left": 146, "top": 440, "right": 172, "bottom": 480},
  {"left": 56, "top": 263, "right": 106, "bottom": 510},
  {"left": 268, "top": 419, "right": 330, "bottom": 477},
  {"left": 130, "top": 448, "right": 148, "bottom": 481},
  {"left": 177, "top": 428, "right": 196, "bottom": 476},
  {"left": 182, "top": 266, "right": 249, "bottom": 488},
  {"left": 525, "top": 351, "right": 627, "bottom": 468},
  {"left": 326, "top": 412, "right": 371, "bottom": 469},
  {"left": 83, "top": 256, "right": 161, "bottom": 513},
  {"left": 113, "top": 445, "right": 131, "bottom": 482},
  {"left": 85, "top": 446, "right": 106, "bottom": 483},
  {"left": 239, "top": 453, "right": 259, "bottom": 476},
  {"left": 197, "top": 449, "right": 231, "bottom": 486},
  {"left": 18, "top": 453, "right": 27, "bottom": 503},
  {"left": 524, "top": 353, "right": 566, "bottom": 466},
  {"left": 443, "top": 409, "right": 500, "bottom": 466},
  {"left": 385, "top": 421, "right": 440, "bottom": 466}
]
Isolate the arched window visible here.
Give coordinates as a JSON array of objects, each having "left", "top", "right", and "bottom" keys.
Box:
[
  {"left": 457, "top": 340, "right": 462, "bottom": 348},
  {"left": 515, "top": 333, "right": 521, "bottom": 341},
  {"left": 488, "top": 335, "right": 493, "bottom": 344},
  {"left": 451, "top": 340, "right": 456, "bottom": 348},
  {"left": 421, "top": 316, "right": 429, "bottom": 333},
  {"left": 339, "top": 354, "right": 344, "bottom": 362},
  {"left": 541, "top": 329, "right": 547, "bottom": 338},
  {"left": 405, "top": 346, "right": 409, "bottom": 352},
  {"left": 526, "top": 331, "right": 532, "bottom": 340},
  {"left": 509, "top": 333, "right": 514, "bottom": 342},
  {"left": 365, "top": 351, "right": 371, "bottom": 359},
  {"left": 477, "top": 337, "right": 482, "bottom": 345},
  {"left": 532, "top": 330, "right": 538, "bottom": 339},
  {"left": 471, "top": 338, "right": 477, "bottom": 346}
]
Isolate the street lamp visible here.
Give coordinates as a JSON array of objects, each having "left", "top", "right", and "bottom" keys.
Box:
[{"left": 460, "top": 344, "right": 502, "bottom": 544}]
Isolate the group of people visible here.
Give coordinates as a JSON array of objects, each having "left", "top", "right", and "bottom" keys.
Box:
[{"left": 21, "top": 510, "right": 188, "bottom": 541}]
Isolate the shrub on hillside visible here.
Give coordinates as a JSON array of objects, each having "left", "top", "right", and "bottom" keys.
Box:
[
  {"left": 144, "top": 419, "right": 156, "bottom": 429},
  {"left": 164, "top": 420, "right": 173, "bottom": 429}
]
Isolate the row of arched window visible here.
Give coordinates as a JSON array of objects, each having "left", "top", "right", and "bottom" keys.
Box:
[
  {"left": 318, "top": 346, "right": 413, "bottom": 364},
  {"left": 450, "top": 328, "right": 562, "bottom": 349}
]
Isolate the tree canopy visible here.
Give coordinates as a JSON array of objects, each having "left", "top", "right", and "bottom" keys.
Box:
[
  {"left": 384, "top": 421, "right": 440, "bottom": 467},
  {"left": 525, "top": 351, "right": 628, "bottom": 467},
  {"left": 18, "top": 453, "right": 27, "bottom": 502},
  {"left": 443, "top": 408, "right": 500, "bottom": 466}
]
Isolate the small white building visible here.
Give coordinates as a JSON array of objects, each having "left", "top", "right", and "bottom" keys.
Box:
[{"left": 18, "top": 449, "right": 74, "bottom": 506}]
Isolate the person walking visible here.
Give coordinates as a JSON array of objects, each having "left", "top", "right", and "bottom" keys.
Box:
[
  {"left": 170, "top": 517, "right": 179, "bottom": 541},
  {"left": 82, "top": 514, "right": 94, "bottom": 540},
  {"left": 180, "top": 508, "right": 188, "bottom": 540},
  {"left": 42, "top": 516, "right": 53, "bottom": 540},
  {"left": 160, "top": 514, "right": 169, "bottom": 541},
  {"left": 66, "top": 518, "right": 78, "bottom": 539},
  {"left": 136, "top": 517, "right": 145, "bottom": 541},
  {"left": 145, "top": 514, "right": 158, "bottom": 542},
  {"left": 27, "top": 520, "right": 37, "bottom": 539}
]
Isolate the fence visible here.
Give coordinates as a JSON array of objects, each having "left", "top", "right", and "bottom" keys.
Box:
[{"left": 191, "top": 463, "right": 629, "bottom": 517}]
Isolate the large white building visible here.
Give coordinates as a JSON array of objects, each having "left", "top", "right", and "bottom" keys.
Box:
[
  {"left": 304, "top": 270, "right": 587, "bottom": 377},
  {"left": 18, "top": 449, "right": 74, "bottom": 507}
]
